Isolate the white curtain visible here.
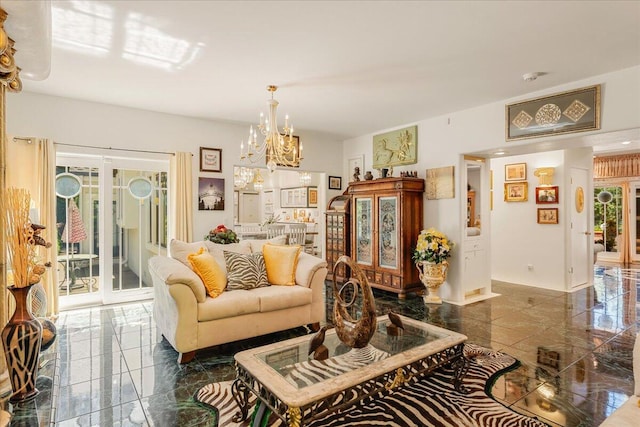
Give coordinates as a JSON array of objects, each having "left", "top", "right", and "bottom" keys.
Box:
[
  {"left": 170, "top": 152, "right": 193, "bottom": 242},
  {"left": 6, "top": 137, "right": 58, "bottom": 316}
]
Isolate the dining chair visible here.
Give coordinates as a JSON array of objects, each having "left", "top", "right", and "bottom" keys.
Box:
[
  {"left": 266, "top": 224, "right": 286, "bottom": 239},
  {"left": 287, "top": 223, "right": 307, "bottom": 246}
]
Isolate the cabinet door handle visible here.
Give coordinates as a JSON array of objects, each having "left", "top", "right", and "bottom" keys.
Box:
[{"left": 583, "top": 231, "right": 592, "bottom": 235}]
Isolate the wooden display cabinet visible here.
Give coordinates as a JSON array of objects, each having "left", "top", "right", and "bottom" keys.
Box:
[
  {"left": 325, "top": 194, "right": 351, "bottom": 282},
  {"left": 348, "top": 177, "right": 425, "bottom": 298}
]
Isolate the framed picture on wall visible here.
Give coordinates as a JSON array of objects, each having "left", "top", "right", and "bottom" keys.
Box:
[
  {"left": 200, "top": 147, "right": 222, "bottom": 172},
  {"left": 535, "top": 186, "right": 559, "bottom": 204},
  {"left": 198, "top": 177, "right": 225, "bottom": 210},
  {"left": 537, "top": 208, "right": 559, "bottom": 224},
  {"left": 505, "top": 162, "right": 527, "bottom": 181},
  {"left": 504, "top": 182, "right": 528, "bottom": 202},
  {"left": 328, "top": 176, "right": 342, "bottom": 190}
]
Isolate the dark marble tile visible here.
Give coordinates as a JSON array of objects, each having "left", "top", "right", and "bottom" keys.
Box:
[
  {"left": 129, "top": 362, "right": 212, "bottom": 399},
  {"left": 141, "top": 393, "right": 215, "bottom": 427}
]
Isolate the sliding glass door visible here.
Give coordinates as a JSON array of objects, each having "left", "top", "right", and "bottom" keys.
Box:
[
  {"left": 56, "top": 154, "right": 168, "bottom": 308},
  {"left": 593, "top": 186, "right": 623, "bottom": 262}
]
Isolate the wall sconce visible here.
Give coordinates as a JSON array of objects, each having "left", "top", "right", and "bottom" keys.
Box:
[{"left": 534, "top": 167, "right": 555, "bottom": 186}]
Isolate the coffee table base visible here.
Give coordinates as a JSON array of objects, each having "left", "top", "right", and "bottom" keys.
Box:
[{"left": 232, "top": 343, "right": 469, "bottom": 427}]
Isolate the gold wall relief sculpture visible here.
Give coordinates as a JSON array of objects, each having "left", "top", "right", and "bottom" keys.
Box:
[{"left": 372, "top": 125, "right": 417, "bottom": 169}]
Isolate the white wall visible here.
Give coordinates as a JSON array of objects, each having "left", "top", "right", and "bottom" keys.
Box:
[
  {"left": 491, "top": 151, "right": 567, "bottom": 290},
  {"left": 7, "top": 92, "right": 345, "bottom": 241},
  {"left": 343, "top": 66, "right": 640, "bottom": 299}
]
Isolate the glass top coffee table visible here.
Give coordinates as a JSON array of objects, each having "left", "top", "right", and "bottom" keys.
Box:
[{"left": 232, "top": 314, "right": 468, "bottom": 426}]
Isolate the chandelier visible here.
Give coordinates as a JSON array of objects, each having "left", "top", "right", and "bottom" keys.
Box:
[
  {"left": 240, "top": 85, "right": 302, "bottom": 173},
  {"left": 299, "top": 172, "right": 311, "bottom": 186}
]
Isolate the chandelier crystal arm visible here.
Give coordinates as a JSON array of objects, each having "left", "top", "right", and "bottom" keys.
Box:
[{"left": 239, "top": 85, "right": 302, "bottom": 173}]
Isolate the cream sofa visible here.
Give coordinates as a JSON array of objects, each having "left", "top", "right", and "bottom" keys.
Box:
[
  {"left": 149, "top": 238, "right": 328, "bottom": 363},
  {"left": 600, "top": 332, "right": 639, "bottom": 426}
]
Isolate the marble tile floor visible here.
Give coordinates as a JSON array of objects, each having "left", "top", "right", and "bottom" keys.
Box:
[{"left": 6, "top": 264, "right": 638, "bottom": 426}]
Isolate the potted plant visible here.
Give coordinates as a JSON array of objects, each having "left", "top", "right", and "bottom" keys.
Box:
[
  {"left": 205, "top": 224, "right": 239, "bottom": 244},
  {"left": 412, "top": 228, "right": 453, "bottom": 304}
]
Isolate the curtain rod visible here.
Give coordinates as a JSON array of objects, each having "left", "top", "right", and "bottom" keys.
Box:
[
  {"left": 13, "top": 137, "right": 194, "bottom": 156},
  {"left": 55, "top": 142, "right": 179, "bottom": 156}
]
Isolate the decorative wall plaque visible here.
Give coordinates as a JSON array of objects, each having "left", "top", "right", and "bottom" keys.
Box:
[
  {"left": 506, "top": 85, "right": 601, "bottom": 141},
  {"left": 373, "top": 125, "right": 417, "bottom": 169}
]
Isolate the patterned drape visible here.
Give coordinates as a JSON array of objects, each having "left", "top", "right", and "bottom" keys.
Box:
[{"left": 594, "top": 154, "right": 640, "bottom": 179}]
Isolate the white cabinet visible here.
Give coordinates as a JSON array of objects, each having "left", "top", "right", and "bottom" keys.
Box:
[{"left": 463, "top": 239, "right": 488, "bottom": 294}]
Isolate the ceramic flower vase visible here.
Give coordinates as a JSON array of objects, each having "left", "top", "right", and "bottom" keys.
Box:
[
  {"left": 416, "top": 260, "right": 449, "bottom": 304},
  {"left": 1, "top": 284, "right": 43, "bottom": 403}
]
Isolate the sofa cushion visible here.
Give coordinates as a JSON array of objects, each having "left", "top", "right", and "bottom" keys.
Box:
[
  {"left": 246, "top": 235, "right": 287, "bottom": 253},
  {"left": 263, "top": 243, "right": 301, "bottom": 286},
  {"left": 295, "top": 252, "right": 329, "bottom": 288},
  {"left": 204, "top": 240, "right": 252, "bottom": 275},
  {"left": 197, "top": 290, "right": 261, "bottom": 321},
  {"left": 149, "top": 256, "right": 207, "bottom": 303},
  {"left": 224, "top": 251, "right": 269, "bottom": 290},
  {"left": 188, "top": 247, "right": 226, "bottom": 298},
  {"left": 170, "top": 239, "right": 209, "bottom": 267},
  {"left": 250, "top": 286, "right": 313, "bottom": 313}
]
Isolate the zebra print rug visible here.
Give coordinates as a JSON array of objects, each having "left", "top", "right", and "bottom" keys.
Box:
[{"left": 194, "top": 343, "right": 548, "bottom": 427}]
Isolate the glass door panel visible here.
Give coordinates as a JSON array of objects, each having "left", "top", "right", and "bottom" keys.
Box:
[
  {"left": 111, "top": 168, "right": 167, "bottom": 297},
  {"left": 594, "top": 186, "right": 623, "bottom": 256},
  {"left": 56, "top": 160, "right": 101, "bottom": 306},
  {"left": 354, "top": 197, "right": 372, "bottom": 265},
  {"left": 378, "top": 196, "right": 398, "bottom": 269}
]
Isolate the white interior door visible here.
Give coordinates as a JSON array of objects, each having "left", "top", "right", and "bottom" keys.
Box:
[{"left": 570, "top": 168, "right": 590, "bottom": 288}]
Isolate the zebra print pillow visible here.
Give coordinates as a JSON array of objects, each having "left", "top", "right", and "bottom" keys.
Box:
[{"left": 224, "top": 251, "right": 269, "bottom": 290}]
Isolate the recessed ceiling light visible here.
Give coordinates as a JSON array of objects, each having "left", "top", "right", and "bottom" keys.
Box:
[
  {"left": 494, "top": 150, "right": 506, "bottom": 156},
  {"left": 522, "top": 72, "right": 540, "bottom": 82},
  {"left": 621, "top": 141, "right": 631, "bottom": 145}
]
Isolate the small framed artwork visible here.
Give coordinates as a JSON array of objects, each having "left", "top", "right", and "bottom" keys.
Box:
[
  {"left": 328, "top": 176, "right": 342, "bottom": 190},
  {"left": 308, "top": 187, "right": 318, "bottom": 207},
  {"left": 199, "top": 147, "right": 222, "bottom": 172},
  {"left": 537, "top": 208, "right": 559, "bottom": 224},
  {"left": 536, "top": 186, "right": 559, "bottom": 204},
  {"left": 505, "top": 162, "right": 527, "bottom": 181},
  {"left": 504, "top": 182, "right": 528, "bottom": 202},
  {"left": 198, "top": 177, "right": 225, "bottom": 211}
]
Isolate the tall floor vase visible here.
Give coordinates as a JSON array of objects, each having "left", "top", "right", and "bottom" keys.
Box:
[
  {"left": 1, "top": 284, "right": 43, "bottom": 403},
  {"left": 416, "top": 260, "right": 449, "bottom": 304}
]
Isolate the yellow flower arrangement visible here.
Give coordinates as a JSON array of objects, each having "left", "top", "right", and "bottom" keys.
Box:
[{"left": 412, "top": 228, "right": 453, "bottom": 265}]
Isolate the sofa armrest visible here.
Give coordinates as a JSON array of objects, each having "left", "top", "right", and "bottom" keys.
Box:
[
  {"left": 148, "top": 256, "right": 207, "bottom": 303},
  {"left": 295, "top": 252, "right": 328, "bottom": 288}
]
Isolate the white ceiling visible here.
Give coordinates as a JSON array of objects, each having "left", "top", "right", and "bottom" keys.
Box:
[{"left": 5, "top": 1, "right": 640, "bottom": 142}]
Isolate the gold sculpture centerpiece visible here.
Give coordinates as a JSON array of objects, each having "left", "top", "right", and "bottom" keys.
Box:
[
  {"left": 413, "top": 228, "right": 453, "bottom": 304},
  {"left": 240, "top": 85, "right": 303, "bottom": 173}
]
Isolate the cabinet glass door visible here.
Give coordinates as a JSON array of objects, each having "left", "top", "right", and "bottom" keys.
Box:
[
  {"left": 355, "top": 197, "right": 373, "bottom": 265},
  {"left": 378, "top": 196, "right": 398, "bottom": 269}
]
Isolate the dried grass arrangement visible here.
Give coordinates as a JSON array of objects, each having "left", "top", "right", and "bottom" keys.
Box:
[{"left": 2, "top": 188, "right": 51, "bottom": 288}]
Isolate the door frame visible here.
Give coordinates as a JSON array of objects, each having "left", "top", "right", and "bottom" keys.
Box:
[{"left": 57, "top": 153, "right": 168, "bottom": 309}]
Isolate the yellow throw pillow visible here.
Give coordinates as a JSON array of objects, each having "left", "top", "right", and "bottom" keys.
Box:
[
  {"left": 262, "top": 243, "right": 301, "bottom": 286},
  {"left": 188, "top": 247, "right": 226, "bottom": 298}
]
